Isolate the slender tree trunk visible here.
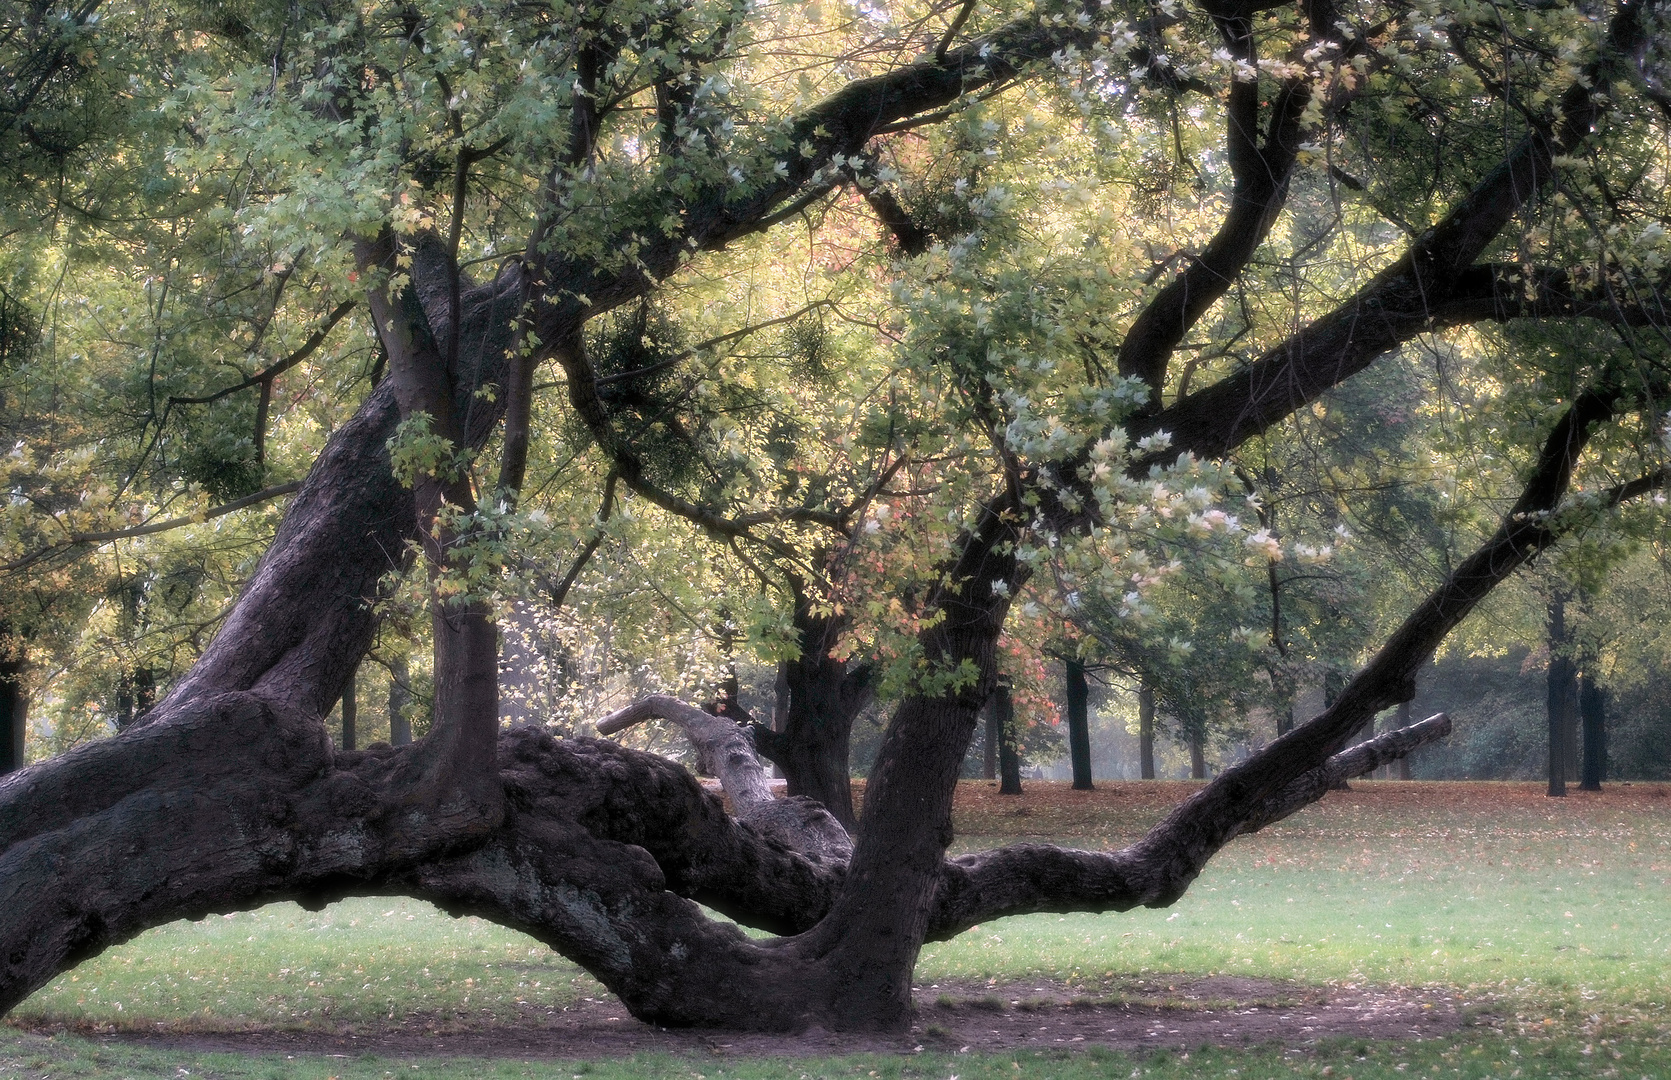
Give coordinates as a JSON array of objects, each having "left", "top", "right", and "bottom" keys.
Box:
[
  {"left": 996, "top": 684, "right": 1022, "bottom": 795},
  {"left": 773, "top": 660, "right": 790, "bottom": 731},
  {"left": 0, "top": 653, "right": 24, "bottom": 776},
  {"left": 1064, "top": 659, "right": 1093, "bottom": 790},
  {"left": 1579, "top": 673, "right": 1605, "bottom": 792},
  {"left": 1188, "top": 728, "right": 1206, "bottom": 780},
  {"left": 982, "top": 695, "right": 998, "bottom": 780},
  {"left": 1547, "top": 594, "right": 1577, "bottom": 797},
  {"left": 341, "top": 664, "right": 358, "bottom": 751},
  {"left": 389, "top": 656, "right": 413, "bottom": 746},
  {"left": 1396, "top": 701, "right": 1413, "bottom": 780},
  {"left": 1138, "top": 682, "right": 1156, "bottom": 780}
]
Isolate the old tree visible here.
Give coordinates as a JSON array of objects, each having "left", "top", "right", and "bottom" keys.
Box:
[{"left": 3, "top": 0, "right": 1671, "bottom": 1031}]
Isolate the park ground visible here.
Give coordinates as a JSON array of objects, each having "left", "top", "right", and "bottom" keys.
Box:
[{"left": 4, "top": 780, "right": 1669, "bottom": 1078}]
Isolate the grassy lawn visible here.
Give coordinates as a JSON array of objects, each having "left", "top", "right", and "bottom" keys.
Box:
[{"left": 5, "top": 780, "right": 1670, "bottom": 1078}]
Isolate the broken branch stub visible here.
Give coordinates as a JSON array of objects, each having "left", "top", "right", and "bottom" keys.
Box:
[{"left": 598, "top": 695, "right": 852, "bottom": 864}]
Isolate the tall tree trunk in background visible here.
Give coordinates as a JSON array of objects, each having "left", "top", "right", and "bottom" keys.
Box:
[
  {"left": 1396, "top": 701, "right": 1413, "bottom": 780},
  {"left": 0, "top": 650, "right": 24, "bottom": 776},
  {"left": 389, "top": 656, "right": 413, "bottom": 746},
  {"left": 996, "top": 684, "right": 1022, "bottom": 795},
  {"left": 1547, "top": 594, "right": 1577, "bottom": 797},
  {"left": 983, "top": 695, "right": 998, "bottom": 780},
  {"left": 748, "top": 595, "right": 873, "bottom": 830},
  {"left": 1188, "top": 728, "right": 1206, "bottom": 780},
  {"left": 1138, "top": 682, "right": 1156, "bottom": 780},
  {"left": 1579, "top": 672, "right": 1605, "bottom": 792},
  {"left": 1064, "top": 659, "right": 1093, "bottom": 790},
  {"left": 341, "top": 664, "right": 358, "bottom": 751}
]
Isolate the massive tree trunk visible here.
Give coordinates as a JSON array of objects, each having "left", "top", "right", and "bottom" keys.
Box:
[{"left": 1065, "top": 659, "right": 1094, "bottom": 790}]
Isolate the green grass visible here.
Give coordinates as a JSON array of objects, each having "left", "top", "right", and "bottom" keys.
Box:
[
  {"left": 6, "top": 781, "right": 1671, "bottom": 1078},
  {"left": 6, "top": 1033, "right": 1671, "bottom": 1080}
]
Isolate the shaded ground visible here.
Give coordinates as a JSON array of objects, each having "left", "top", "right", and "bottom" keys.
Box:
[{"left": 12, "top": 974, "right": 1466, "bottom": 1061}]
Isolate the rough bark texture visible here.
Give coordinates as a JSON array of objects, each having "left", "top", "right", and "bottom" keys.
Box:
[{"left": 1065, "top": 659, "right": 1094, "bottom": 790}]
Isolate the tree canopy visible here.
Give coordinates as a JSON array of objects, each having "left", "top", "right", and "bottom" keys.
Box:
[{"left": 2, "top": 0, "right": 1669, "bottom": 1033}]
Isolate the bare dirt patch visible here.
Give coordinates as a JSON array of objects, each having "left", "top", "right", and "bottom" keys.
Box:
[{"left": 15, "top": 975, "right": 1467, "bottom": 1061}]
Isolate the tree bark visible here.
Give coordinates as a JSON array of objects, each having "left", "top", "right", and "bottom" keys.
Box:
[
  {"left": 1188, "top": 728, "right": 1206, "bottom": 780},
  {"left": 0, "top": 651, "right": 24, "bottom": 776},
  {"left": 0, "top": 4, "right": 1656, "bottom": 1034},
  {"left": 341, "top": 664, "right": 358, "bottom": 752},
  {"left": 389, "top": 656, "right": 413, "bottom": 746},
  {"left": 747, "top": 594, "right": 872, "bottom": 831},
  {"left": 996, "top": 683, "right": 1022, "bottom": 795},
  {"left": 982, "top": 695, "right": 998, "bottom": 780},
  {"left": 1579, "top": 673, "right": 1605, "bottom": 792},
  {"left": 1547, "top": 594, "right": 1577, "bottom": 797},
  {"left": 1395, "top": 701, "right": 1413, "bottom": 780},
  {"left": 1138, "top": 682, "right": 1156, "bottom": 780},
  {"left": 1065, "top": 659, "right": 1093, "bottom": 790}
]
